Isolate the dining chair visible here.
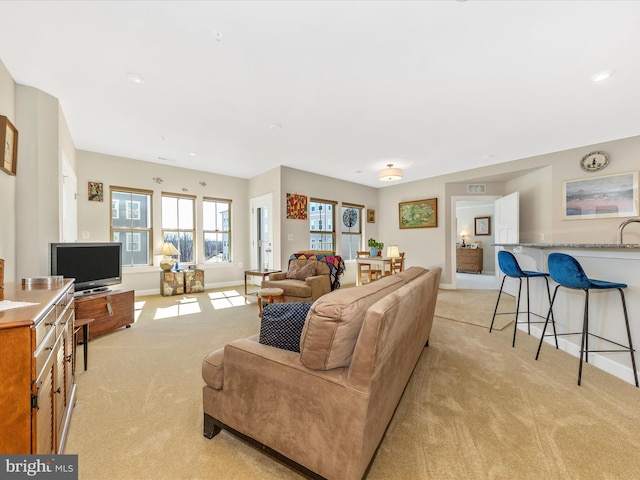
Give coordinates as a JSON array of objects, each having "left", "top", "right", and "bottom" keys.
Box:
[
  {"left": 357, "top": 251, "right": 381, "bottom": 285},
  {"left": 384, "top": 252, "right": 405, "bottom": 276}
]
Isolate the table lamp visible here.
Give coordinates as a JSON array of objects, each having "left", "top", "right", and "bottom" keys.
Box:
[
  {"left": 160, "top": 242, "right": 180, "bottom": 271},
  {"left": 459, "top": 231, "right": 468, "bottom": 247},
  {"left": 387, "top": 245, "right": 400, "bottom": 258}
]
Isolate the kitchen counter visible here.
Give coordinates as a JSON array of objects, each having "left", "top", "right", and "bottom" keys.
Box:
[{"left": 494, "top": 243, "right": 640, "bottom": 249}]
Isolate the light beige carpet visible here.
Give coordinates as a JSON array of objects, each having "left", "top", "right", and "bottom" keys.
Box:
[
  {"left": 435, "top": 289, "right": 515, "bottom": 331},
  {"left": 64, "top": 286, "right": 640, "bottom": 480}
]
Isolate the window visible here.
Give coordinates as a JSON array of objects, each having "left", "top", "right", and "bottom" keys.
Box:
[
  {"left": 162, "top": 193, "right": 195, "bottom": 263},
  {"left": 341, "top": 204, "right": 363, "bottom": 261},
  {"left": 309, "top": 198, "right": 335, "bottom": 252},
  {"left": 203, "top": 197, "right": 231, "bottom": 263},
  {"left": 111, "top": 187, "right": 152, "bottom": 266}
]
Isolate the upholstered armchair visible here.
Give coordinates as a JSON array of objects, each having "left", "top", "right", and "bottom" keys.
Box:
[{"left": 261, "top": 252, "right": 345, "bottom": 303}]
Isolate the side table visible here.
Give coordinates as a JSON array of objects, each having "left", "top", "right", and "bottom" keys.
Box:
[
  {"left": 74, "top": 317, "right": 94, "bottom": 371},
  {"left": 185, "top": 269, "right": 205, "bottom": 293},
  {"left": 244, "top": 269, "right": 282, "bottom": 296},
  {"left": 161, "top": 270, "right": 185, "bottom": 296},
  {"left": 257, "top": 287, "right": 285, "bottom": 317}
]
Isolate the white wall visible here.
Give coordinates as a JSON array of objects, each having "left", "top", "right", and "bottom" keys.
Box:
[
  {"left": 378, "top": 134, "right": 640, "bottom": 287},
  {"left": 248, "top": 166, "right": 282, "bottom": 269},
  {"left": 279, "top": 167, "right": 378, "bottom": 285},
  {"left": 15, "top": 86, "right": 74, "bottom": 280},
  {"left": 76, "top": 150, "right": 251, "bottom": 295},
  {"left": 0, "top": 59, "right": 16, "bottom": 282}
]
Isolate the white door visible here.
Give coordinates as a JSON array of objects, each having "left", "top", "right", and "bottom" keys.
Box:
[
  {"left": 495, "top": 192, "right": 519, "bottom": 244},
  {"left": 250, "top": 193, "right": 273, "bottom": 276},
  {"left": 494, "top": 192, "right": 520, "bottom": 295}
]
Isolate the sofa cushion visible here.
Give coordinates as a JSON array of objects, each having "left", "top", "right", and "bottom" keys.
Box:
[
  {"left": 259, "top": 302, "right": 313, "bottom": 352},
  {"left": 299, "top": 274, "right": 407, "bottom": 370},
  {"left": 392, "top": 266, "right": 428, "bottom": 284},
  {"left": 286, "top": 262, "right": 317, "bottom": 280}
]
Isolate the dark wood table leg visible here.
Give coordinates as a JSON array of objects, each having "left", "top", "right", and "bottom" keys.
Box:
[{"left": 82, "top": 323, "right": 90, "bottom": 370}]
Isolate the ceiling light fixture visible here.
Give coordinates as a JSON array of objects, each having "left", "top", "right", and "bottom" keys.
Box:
[
  {"left": 126, "top": 72, "right": 144, "bottom": 84},
  {"left": 379, "top": 163, "right": 402, "bottom": 182},
  {"left": 591, "top": 71, "right": 611, "bottom": 82}
]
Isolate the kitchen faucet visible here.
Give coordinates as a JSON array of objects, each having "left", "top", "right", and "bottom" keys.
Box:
[{"left": 616, "top": 217, "right": 640, "bottom": 244}]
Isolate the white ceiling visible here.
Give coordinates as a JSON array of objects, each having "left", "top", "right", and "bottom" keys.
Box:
[{"left": 1, "top": 1, "right": 639, "bottom": 188}]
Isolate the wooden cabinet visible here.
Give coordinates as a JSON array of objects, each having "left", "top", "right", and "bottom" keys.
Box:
[
  {"left": 456, "top": 247, "right": 483, "bottom": 274},
  {"left": 0, "top": 279, "right": 76, "bottom": 454},
  {"left": 75, "top": 289, "right": 134, "bottom": 341}
]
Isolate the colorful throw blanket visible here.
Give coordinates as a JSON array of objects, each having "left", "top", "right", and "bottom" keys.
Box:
[{"left": 289, "top": 252, "right": 345, "bottom": 291}]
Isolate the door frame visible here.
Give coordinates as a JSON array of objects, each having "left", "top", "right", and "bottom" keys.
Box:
[
  {"left": 451, "top": 194, "right": 502, "bottom": 289},
  {"left": 250, "top": 193, "right": 273, "bottom": 274}
]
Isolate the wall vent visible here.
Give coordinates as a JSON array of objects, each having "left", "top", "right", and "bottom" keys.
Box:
[{"left": 467, "top": 184, "right": 486, "bottom": 194}]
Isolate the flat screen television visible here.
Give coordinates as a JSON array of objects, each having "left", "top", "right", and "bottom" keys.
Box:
[{"left": 50, "top": 242, "right": 122, "bottom": 295}]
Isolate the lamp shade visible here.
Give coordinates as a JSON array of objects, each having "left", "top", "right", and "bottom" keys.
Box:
[
  {"left": 160, "top": 242, "right": 179, "bottom": 256},
  {"left": 387, "top": 245, "right": 400, "bottom": 258},
  {"left": 379, "top": 163, "right": 402, "bottom": 182}
]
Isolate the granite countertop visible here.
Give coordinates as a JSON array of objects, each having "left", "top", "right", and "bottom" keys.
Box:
[{"left": 493, "top": 243, "right": 640, "bottom": 249}]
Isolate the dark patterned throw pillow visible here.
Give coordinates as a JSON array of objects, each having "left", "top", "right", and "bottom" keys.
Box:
[{"left": 259, "top": 302, "right": 313, "bottom": 352}]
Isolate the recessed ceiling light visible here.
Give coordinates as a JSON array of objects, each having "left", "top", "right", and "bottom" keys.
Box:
[
  {"left": 591, "top": 71, "right": 612, "bottom": 82},
  {"left": 126, "top": 72, "right": 144, "bottom": 84},
  {"left": 269, "top": 124, "right": 283, "bottom": 130},
  {"left": 213, "top": 30, "right": 223, "bottom": 41},
  {"left": 189, "top": 152, "right": 198, "bottom": 157}
]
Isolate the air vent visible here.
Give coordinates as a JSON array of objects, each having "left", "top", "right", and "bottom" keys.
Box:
[{"left": 467, "top": 184, "right": 486, "bottom": 194}]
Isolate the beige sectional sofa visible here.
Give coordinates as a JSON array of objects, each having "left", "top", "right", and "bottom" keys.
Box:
[{"left": 202, "top": 266, "right": 441, "bottom": 480}]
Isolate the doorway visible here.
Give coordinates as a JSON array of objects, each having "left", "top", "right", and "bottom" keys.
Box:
[
  {"left": 453, "top": 195, "right": 500, "bottom": 289},
  {"left": 250, "top": 193, "right": 273, "bottom": 273}
]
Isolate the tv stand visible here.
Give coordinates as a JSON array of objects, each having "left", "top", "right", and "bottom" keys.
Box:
[
  {"left": 75, "top": 289, "right": 134, "bottom": 341},
  {"left": 75, "top": 287, "right": 111, "bottom": 297}
]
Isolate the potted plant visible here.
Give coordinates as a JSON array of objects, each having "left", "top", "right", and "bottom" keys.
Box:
[{"left": 368, "top": 238, "right": 384, "bottom": 257}]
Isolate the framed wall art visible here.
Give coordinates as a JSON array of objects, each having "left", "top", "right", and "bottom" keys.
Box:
[
  {"left": 286, "top": 193, "right": 308, "bottom": 220},
  {"left": 562, "top": 171, "right": 639, "bottom": 220},
  {"left": 0, "top": 115, "right": 18, "bottom": 176},
  {"left": 367, "top": 208, "right": 376, "bottom": 223},
  {"left": 474, "top": 216, "right": 491, "bottom": 236},
  {"left": 398, "top": 198, "right": 437, "bottom": 229},
  {"left": 88, "top": 182, "right": 104, "bottom": 202}
]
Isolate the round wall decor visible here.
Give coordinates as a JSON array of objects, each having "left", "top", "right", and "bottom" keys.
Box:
[{"left": 580, "top": 151, "right": 610, "bottom": 172}]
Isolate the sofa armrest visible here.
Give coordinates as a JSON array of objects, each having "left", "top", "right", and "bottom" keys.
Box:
[
  {"left": 304, "top": 274, "right": 331, "bottom": 299},
  {"left": 207, "top": 338, "right": 370, "bottom": 478},
  {"left": 267, "top": 272, "right": 287, "bottom": 281}
]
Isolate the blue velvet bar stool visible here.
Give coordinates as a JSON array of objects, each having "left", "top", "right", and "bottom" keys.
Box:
[
  {"left": 535, "top": 253, "right": 639, "bottom": 387},
  {"left": 490, "top": 250, "right": 557, "bottom": 348}
]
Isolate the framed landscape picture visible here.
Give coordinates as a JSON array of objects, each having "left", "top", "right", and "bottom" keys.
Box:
[
  {"left": 399, "top": 198, "right": 437, "bottom": 229},
  {"left": 0, "top": 115, "right": 18, "bottom": 176},
  {"left": 562, "top": 171, "right": 639, "bottom": 220}
]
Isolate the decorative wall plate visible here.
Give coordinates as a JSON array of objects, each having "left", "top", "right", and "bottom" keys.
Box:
[{"left": 580, "top": 151, "right": 610, "bottom": 172}]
